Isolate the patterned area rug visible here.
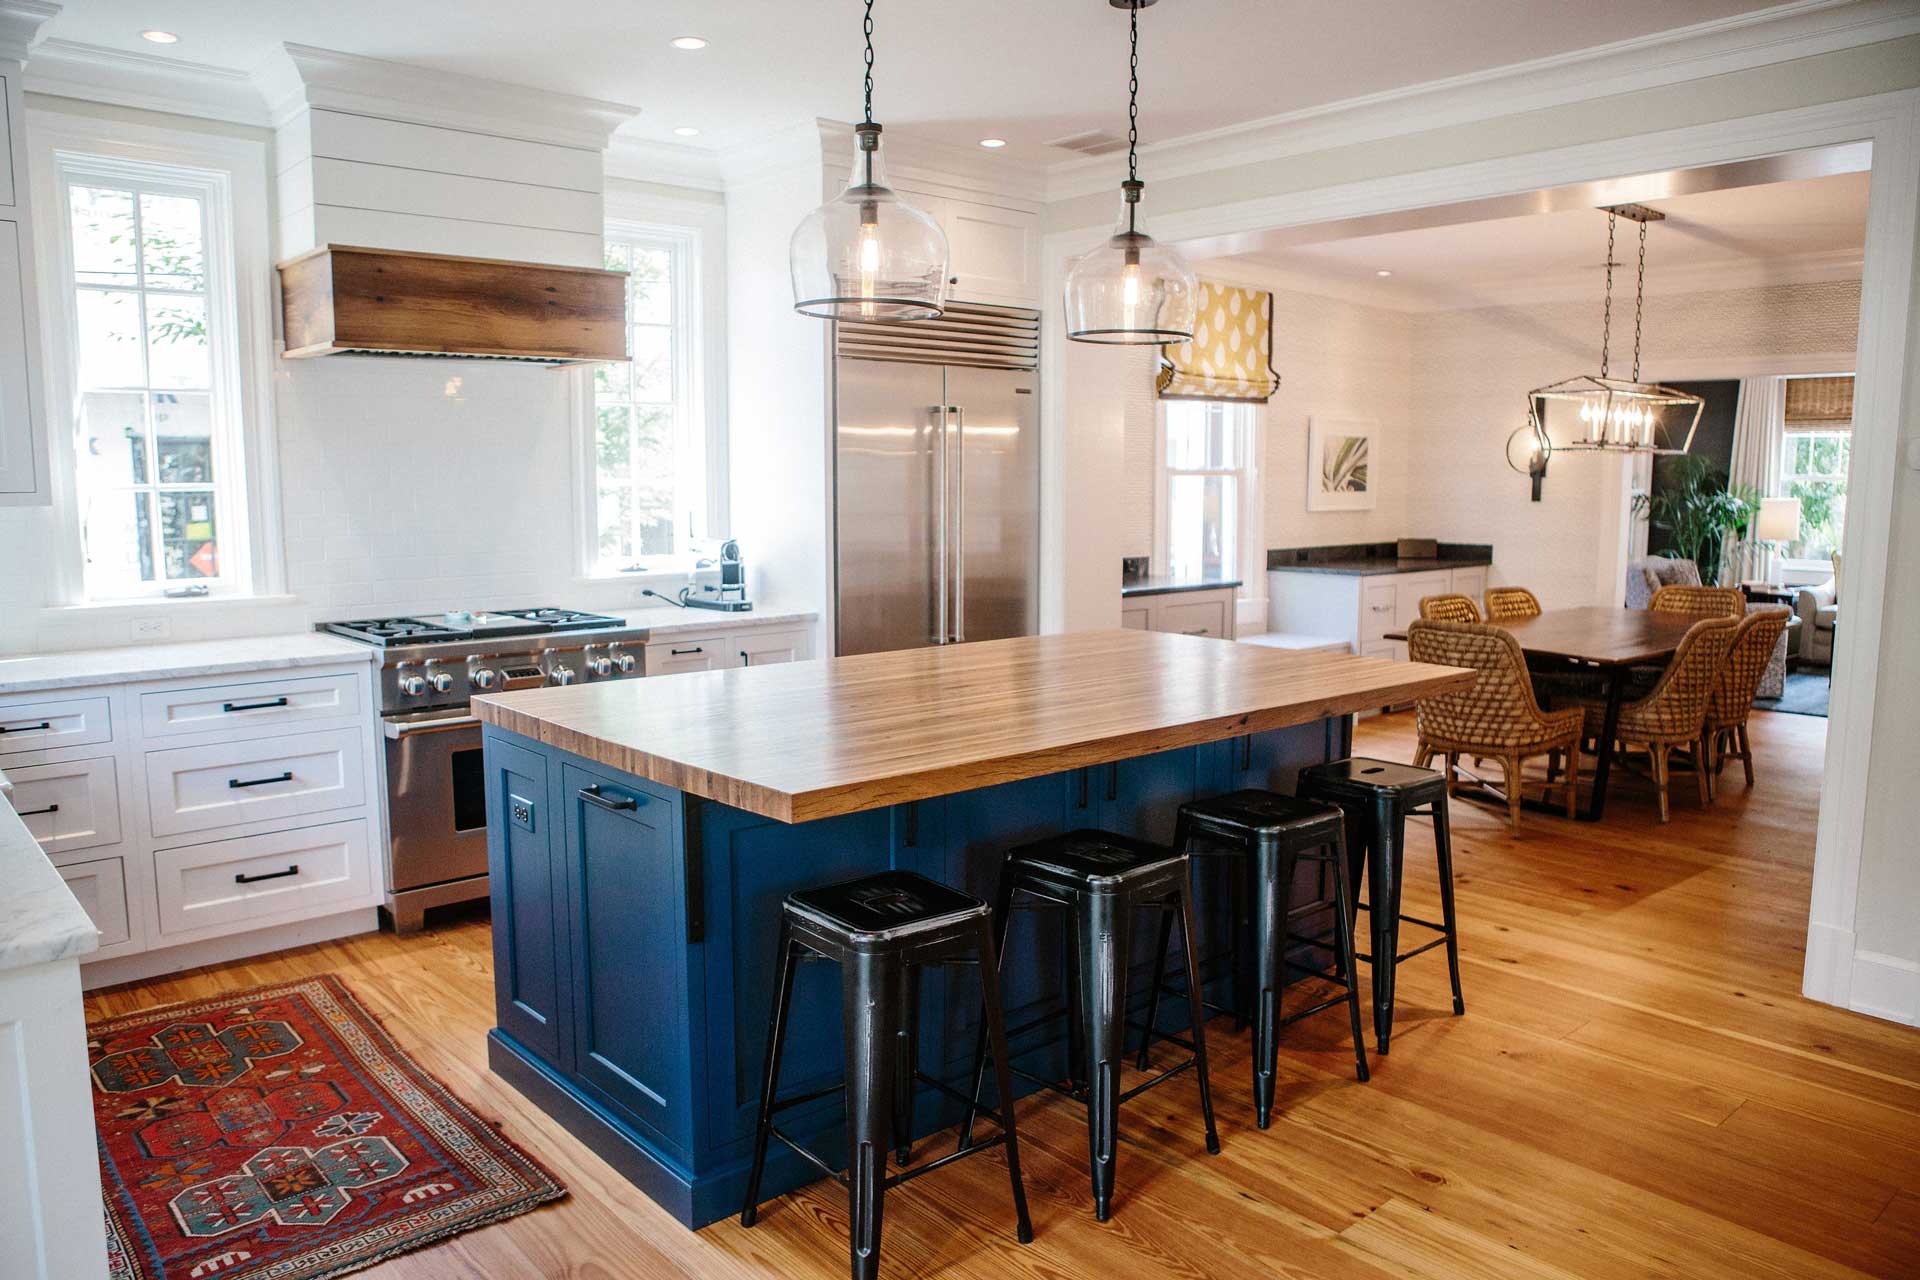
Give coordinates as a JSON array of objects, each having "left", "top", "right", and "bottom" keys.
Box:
[{"left": 91, "top": 974, "right": 563, "bottom": 1280}]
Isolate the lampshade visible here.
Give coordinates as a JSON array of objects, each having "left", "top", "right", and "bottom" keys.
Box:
[
  {"left": 1756, "top": 496, "right": 1802, "bottom": 543},
  {"left": 791, "top": 124, "right": 948, "bottom": 321},
  {"left": 1063, "top": 183, "right": 1197, "bottom": 344}
]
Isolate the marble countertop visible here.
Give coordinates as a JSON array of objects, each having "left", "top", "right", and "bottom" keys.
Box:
[
  {"left": 0, "top": 795, "right": 98, "bottom": 972},
  {"left": 610, "top": 604, "right": 820, "bottom": 639},
  {"left": 1120, "top": 573, "right": 1243, "bottom": 598},
  {"left": 1267, "top": 556, "right": 1493, "bottom": 577},
  {"left": 0, "top": 632, "right": 377, "bottom": 696}
]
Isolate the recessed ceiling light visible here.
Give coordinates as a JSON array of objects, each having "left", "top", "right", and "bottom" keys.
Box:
[
  {"left": 139, "top": 29, "right": 179, "bottom": 44},
  {"left": 978, "top": 138, "right": 1007, "bottom": 149},
  {"left": 673, "top": 126, "right": 700, "bottom": 137},
  {"left": 669, "top": 35, "right": 707, "bottom": 50},
  {"left": 1375, "top": 269, "right": 1393, "bottom": 278}
]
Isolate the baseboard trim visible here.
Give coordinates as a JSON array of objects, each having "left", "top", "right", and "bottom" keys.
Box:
[
  {"left": 79, "top": 908, "right": 380, "bottom": 992},
  {"left": 1848, "top": 949, "right": 1920, "bottom": 1026},
  {"left": 1800, "top": 919, "right": 1856, "bottom": 1007}
]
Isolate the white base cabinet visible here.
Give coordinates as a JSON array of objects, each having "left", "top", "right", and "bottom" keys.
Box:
[
  {"left": 1120, "top": 586, "right": 1237, "bottom": 640},
  {"left": 1268, "top": 564, "right": 1491, "bottom": 663},
  {"left": 643, "top": 623, "right": 813, "bottom": 676}
]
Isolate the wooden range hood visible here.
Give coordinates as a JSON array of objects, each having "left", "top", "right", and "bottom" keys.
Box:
[{"left": 278, "top": 245, "right": 629, "bottom": 365}]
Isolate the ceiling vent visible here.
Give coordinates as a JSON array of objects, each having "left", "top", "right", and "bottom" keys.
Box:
[{"left": 1045, "top": 129, "right": 1128, "bottom": 157}]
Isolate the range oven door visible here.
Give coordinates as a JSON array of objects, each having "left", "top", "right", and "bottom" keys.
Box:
[{"left": 383, "top": 712, "right": 489, "bottom": 893}]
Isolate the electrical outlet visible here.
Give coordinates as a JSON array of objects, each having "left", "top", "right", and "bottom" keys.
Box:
[
  {"left": 131, "top": 617, "right": 171, "bottom": 641},
  {"left": 509, "top": 794, "right": 535, "bottom": 832}
]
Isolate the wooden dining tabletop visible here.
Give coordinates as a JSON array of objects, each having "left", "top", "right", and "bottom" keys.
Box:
[{"left": 1388, "top": 605, "right": 1699, "bottom": 664}]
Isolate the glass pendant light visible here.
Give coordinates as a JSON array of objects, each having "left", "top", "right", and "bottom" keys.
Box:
[
  {"left": 790, "top": 0, "right": 948, "bottom": 321},
  {"left": 1527, "top": 205, "right": 1703, "bottom": 455},
  {"left": 1063, "top": 0, "right": 1196, "bottom": 345}
]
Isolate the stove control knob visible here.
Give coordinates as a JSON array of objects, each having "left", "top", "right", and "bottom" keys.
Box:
[
  {"left": 428, "top": 670, "right": 455, "bottom": 694},
  {"left": 549, "top": 665, "right": 576, "bottom": 686},
  {"left": 585, "top": 655, "right": 612, "bottom": 678},
  {"left": 396, "top": 673, "right": 428, "bottom": 697},
  {"left": 470, "top": 667, "right": 498, "bottom": 691},
  {"left": 614, "top": 652, "right": 637, "bottom": 674}
]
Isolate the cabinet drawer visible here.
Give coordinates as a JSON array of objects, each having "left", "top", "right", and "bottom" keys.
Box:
[
  {"left": 6, "top": 755, "right": 121, "bottom": 856},
  {"left": 733, "top": 627, "right": 809, "bottom": 667},
  {"left": 144, "top": 727, "right": 366, "bottom": 838},
  {"left": 0, "top": 695, "right": 113, "bottom": 756},
  {"left": 1450, "top": 566, "right": 1488, "bottom": 601},
  {"left": 644, "top": 636, "right": 732, "bottom": 676},
  {"left": 154, "top": 819, "right": 371, "bottom": 936},
  {"left": 138, "top": 671, "right": 364, "bottom": 740},
  {"left": 1120, "top": 603, "right": 1151, "bottom": 631},
  {"left": 57, "top": 856, "right": 130, "bottom": 949},
  {"left": 1393, "top": 571, "right": 1452, "bottom": 629},
  {"left": 1360, "top": 582, "right": 1397, "bottom": 641},
  {"left": 1159, "top": 597, "right": 1228, "bottom": 638}
]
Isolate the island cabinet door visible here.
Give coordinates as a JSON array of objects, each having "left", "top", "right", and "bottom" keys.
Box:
[
  {"left": 486, "top": 735, "right": 571, "bottom": 1069},
  {"left": 1217, "top": 722, "right": 1343, "bottom": 794},
  {"left": 560, "top": 762, "right": 694, "bottom": 1161}
]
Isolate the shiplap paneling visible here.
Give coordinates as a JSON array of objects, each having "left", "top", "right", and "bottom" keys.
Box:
[
  {"left": 307, "top": 109, "right": 602, "bottom": 193},
  {"left": 308, "top": 156, "right": 601, "bottom": 236},
  {"left": 306, "top": 204, "right": 602, "bottom": 268}
]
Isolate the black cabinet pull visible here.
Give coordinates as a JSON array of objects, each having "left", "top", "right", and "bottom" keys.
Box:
[
  {"left": 670, "top": 646, "right": 704, "bottom": 656},
  {"left": 228, "top": 771, "right": 294, "bottom": 789},
  {"left": 223, "top": 696, "right": 289, "bottom": 713},
  {"left": 1075, "top": 768, "right": 1089, "bottom": 810},
  {"left": 738, "top": 650, "right": 751, "bottom": 666},
  {"left": 17, "top": 803, "right": 58, "bottom": 817},
  {"left": 578, "top": 784, "right": 638, "bottom": 812},
  {"left": 0, "top": 721, "right": 51, "bottom": 735},
  {"left": 1106, "top": 761, "right": 1118, "bottom": 802},
  {"left": 235, "top": 864, "right": 299, "bottom": 884}
]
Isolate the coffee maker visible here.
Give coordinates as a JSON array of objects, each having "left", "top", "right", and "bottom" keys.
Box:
[{"left": 681, "top": 538, "right": 752, "bottom": 612}]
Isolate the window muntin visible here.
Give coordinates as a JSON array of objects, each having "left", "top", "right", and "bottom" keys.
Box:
[
  {"left": 1782, "top": 427, "right": 1849, "bottom": 563},
  {"left": 1162, "top": 400, "right": 1250, "bottom": 582}
]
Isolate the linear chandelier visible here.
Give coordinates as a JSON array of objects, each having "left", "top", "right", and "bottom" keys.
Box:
[{"left": 1527, "top": 204, "right": 1702, "bottom": 455}]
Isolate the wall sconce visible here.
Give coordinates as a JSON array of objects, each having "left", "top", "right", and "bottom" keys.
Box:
[{"left": 1505, "top": 416, "right": 1551, "bottom": 502}]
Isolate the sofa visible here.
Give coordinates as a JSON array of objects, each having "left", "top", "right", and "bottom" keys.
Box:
[
  {"left": 1625, "top": 556, "right": 1702, "bottom": 610},
  {"left": 1795, "top": 579, "right": 1837, "bottom": 665}
]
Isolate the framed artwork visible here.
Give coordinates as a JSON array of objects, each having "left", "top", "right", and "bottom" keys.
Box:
[{"left": 1307, "top": 416, "right": 1376, "bottom": 511}]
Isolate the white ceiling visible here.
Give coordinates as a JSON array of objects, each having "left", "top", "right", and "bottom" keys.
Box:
[
  {"left": 43, "top": 0, "right": 1781, "bottom": 152},
  {"left": 1203, "top": 171, "right": 1872, "bottom": 312}
]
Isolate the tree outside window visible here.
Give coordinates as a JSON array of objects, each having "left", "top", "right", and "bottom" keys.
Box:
[{"left": 1783, "top": 429, "right": 1848, "bottom": 562}]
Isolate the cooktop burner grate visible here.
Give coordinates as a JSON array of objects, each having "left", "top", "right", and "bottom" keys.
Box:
[{"left": 322, "top": 608, "right": 628, "bottom": 646}]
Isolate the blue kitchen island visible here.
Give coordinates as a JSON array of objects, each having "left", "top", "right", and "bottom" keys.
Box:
[{"left": 473, "top": 629, "right": 1468, "bottom": 1228}]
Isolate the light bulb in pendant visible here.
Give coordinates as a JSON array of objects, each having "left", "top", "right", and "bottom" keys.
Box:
[{"left": 857, "top": 205, "right": 881, "bottom": 318}]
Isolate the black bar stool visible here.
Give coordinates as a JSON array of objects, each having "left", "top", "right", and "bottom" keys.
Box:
[
  {"left": 1297, "top": 758, "right": 1464, "bottom": 1054},
  {"left": 1136, "top": 790, "right": 1370, "bottom": 1128},
  {"left": 740, "top": 870, "right": 1032, "bottom": 1280},
  {"left": 962, "top": 829, "right": 1219, "bottom": 1222}
]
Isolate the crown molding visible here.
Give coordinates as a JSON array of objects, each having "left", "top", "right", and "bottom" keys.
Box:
[
  {"left": 1044, "top": 0, "right": 1920, "bottom": 201},
  {"left": 23, "top": 37, "right": 267, "bottom": 125},
  {"left": 605, "top": 132, "right": 724, "bottom": 192},
  {"left": 715, "top": 118, "right": 835, "bottom": 190},
  {"left": 0, "top": 0, "right": 58, "bottom": 65},
  {"left": 256, "top": 44, "right": 639, "bottom": 151}
]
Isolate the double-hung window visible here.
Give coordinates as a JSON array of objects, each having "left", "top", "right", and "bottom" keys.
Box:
[
  {"left": 1158, "top": 400, "right": 1253, "bottom": 582},
  {"left": 1779, "top": 374, "right": 1852, "bottom": 567},
  {"left": 54, "top": 153, "right": 250, "bottom": 601}
]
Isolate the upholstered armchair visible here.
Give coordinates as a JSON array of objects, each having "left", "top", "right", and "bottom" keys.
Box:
[
  {"left": 1625, "top": 556, "right": 1702, "bottom": 610},
  {"left": 1795, "top": 578, "right": 1837, "bottom": 665}
]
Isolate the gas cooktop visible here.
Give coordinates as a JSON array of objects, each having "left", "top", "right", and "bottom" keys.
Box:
[{"left": 323, "top": 608, "right": 624, "bottom": 646}]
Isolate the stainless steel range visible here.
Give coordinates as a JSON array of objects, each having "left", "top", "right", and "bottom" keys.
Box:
[{"left": 323, "top": 607, "right": 650, "bottom": 933}]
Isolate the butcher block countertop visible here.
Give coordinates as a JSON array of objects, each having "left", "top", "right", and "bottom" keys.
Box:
[{"left": 474, "top": 630, "right": 1472, "bottom": 823}]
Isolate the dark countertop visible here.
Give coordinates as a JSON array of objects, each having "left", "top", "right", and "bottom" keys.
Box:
[
  {"left": 1121, "top": 572, "right": 1244, "bottom": 598},
  {"left": 1267, "top": 556, "right": 1491, "bottom": 577}
]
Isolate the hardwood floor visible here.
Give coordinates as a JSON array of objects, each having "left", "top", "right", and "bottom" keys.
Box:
[{"left": 88, "top": 708, "right": 1920, "bottom": 1278}]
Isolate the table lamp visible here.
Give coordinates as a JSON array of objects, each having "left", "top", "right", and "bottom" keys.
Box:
[{"left": 1751, "top": 496, "right": 1801, "bottom": 583}]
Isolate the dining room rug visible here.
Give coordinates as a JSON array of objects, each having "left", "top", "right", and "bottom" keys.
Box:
[
  {"left": 1755, "top": 670, "right": 1830, "bottom": 718},
  {"left": 90, "top": 973, "right": 563, "bottom": 1280}
]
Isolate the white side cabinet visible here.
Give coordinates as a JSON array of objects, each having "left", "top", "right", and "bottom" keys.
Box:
[
  {"left": 1119, "top": 586, "right": 1238, "bottom": 639},
  {"left": 643, "top": 623, "right": 815, "bottom": 677},
  {"left": 1269, "top": 563, "right": 1494, "bottom": 662},
  {"left": 0, "top": 67, "right": 49, "bottom": 505},
  {"left": 892, "top": 185, "right": 1041, "bottom": 307}
]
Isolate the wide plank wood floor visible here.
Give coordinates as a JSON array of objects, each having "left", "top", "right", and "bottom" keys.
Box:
[{"left": 88, "top": 707, "right": 1920, "bottom": 1278}]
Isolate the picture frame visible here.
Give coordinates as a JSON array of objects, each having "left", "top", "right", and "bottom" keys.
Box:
[{"left": 1307, "top": 416, "right": 1377, "bottom": 511}]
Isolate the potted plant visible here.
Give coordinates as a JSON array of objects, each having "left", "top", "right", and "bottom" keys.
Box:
[{"left": 1631, "top": 455, "right": 1758, "bottom": 586}]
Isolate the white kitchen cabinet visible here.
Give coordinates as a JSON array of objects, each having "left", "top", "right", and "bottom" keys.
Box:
[
  {"left": 1118, "top": 587, "right": 1238, "bottom": 640},
  {"left": 892, "top": 186, "right": 1041, "bottom": 307},
  {"left": 153, "top": 818, "right": 373, "bottom": 938},
  {"left": 0, "top": 66, "right": 48, "bottom": 505},
  {"left": 644, "top": 624, "right": 815, "bottom": 676},
  {"left": 6, "top": 756, "right": 122, "bottom": 858},
  {"left": 0, "top": 695, "right": 115, "bottom": 757},
  {"left": 143, "top": 726, "right": 366, "bottom": 839},
  {"left": 57, "top": 856, "right": 132, "bottom": 951},
  {"left": 1269, "top": 563, "right": 1495, "bottom": 663}
]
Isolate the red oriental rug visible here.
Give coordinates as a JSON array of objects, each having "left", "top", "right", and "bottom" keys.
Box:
[{"left": 90, "top": 974, "right": 563, "bottom": 1280}]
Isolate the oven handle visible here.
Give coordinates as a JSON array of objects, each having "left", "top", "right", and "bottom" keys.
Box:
[{"left": 384, "top": 713, "right": 480, "bottom": 739}]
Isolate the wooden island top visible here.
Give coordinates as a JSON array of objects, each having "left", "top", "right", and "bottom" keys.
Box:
[{"left": 473, "top": 629, "right": 1473, "bottom": 823}]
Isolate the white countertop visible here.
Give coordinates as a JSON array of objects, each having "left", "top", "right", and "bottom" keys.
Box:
[
  {"left": 0, "top": 632, "right": 378, "bottom": 696},
  {"left": 0, "top": 795, "right": 99, "bottom": 972},
  {"left": 612, "top": 603, "right": 819, "bottom": 639}
]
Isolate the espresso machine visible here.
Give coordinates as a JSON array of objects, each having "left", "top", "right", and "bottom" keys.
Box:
[{"left": 643, "top": 538, "right": 753, "bottom": 612}]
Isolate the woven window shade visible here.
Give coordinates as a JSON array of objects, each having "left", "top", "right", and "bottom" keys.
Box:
[
  {"left": 1783, "top": 375, "right": 1853, "bottom": 428},
  {"left": 1156, "top": 281, "right": 1281, "bottom": 402}
]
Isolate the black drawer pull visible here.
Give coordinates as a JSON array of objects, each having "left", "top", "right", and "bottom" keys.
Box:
[
  {"left": 228, "top": 771, "right": 294, "bottom": 789},
  {"left": 17, "top": 803, "right": 59, "bottom": 817},
  {"left": 0, "top": 721, "right": 52, "bottom": 734},
  {"left": 235, "top": 864, "right": 300, "bottom": 884},
  {"left": 670, "top": 646, "right": 704, "bottom": 656},
  {"left": 223, "top": 697, "right": 290, "bottom": 713},
  {"left": 579, "top": 784, "right": 638, "bottom": 812},
  {"left": 739, "top": 650, "right": 751, "bottom": 666}
]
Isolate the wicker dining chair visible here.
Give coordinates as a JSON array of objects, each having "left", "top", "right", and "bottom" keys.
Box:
[
  {"left": 1578, "top": 616, "right": 1739, "bottom": 822},
  {"left": 1703, "top": 607, "right": 1792, "bottom": 793},
  {"left": 1419, "top": 594, "right": 1481, "bottom": 624},
  {"left": 1483, "top": 586, "right": 1542, "bottom": 621},
  {"left": 1407, "top": 620, "right": 1583, "bottom": 835},
  {"left": 1648, "top": 584, "right": 1745, "bottom": 619}
]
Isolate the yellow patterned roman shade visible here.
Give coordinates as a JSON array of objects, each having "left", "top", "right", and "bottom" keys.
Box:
[{"left": 1156, "top": 280, "right": 1282, "bottom": 402}]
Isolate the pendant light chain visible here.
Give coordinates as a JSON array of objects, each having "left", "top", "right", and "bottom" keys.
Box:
[
  {"left": 862, "top": 0, "right": 876, "bottom": 126},
  {"left": 1127, "top": 3, "right": 1140, "bottom": 185},
  {"left": 1632, "top": 217, "right": 1647, "bottom": 382},
  {"left": 1599, "top": 211, "right": 1615, "bottom": 380}
]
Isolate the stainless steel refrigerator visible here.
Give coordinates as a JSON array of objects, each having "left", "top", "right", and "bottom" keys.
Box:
[{"left": 832, "top": 302, "right": 1041, "bottom": 656}]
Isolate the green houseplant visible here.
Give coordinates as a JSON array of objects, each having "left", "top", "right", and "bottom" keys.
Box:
[{"left": 1631, "top": 455, "right": 1758, "bottom": 586}]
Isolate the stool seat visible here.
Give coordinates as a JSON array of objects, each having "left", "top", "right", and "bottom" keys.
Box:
[
  {"left": 788, "top": 870, "right": 985, "bottom": 941},
  {"left": 1299, "top": 757, "right": 1447, "bottom": 798},
  {"left": 1179, "top": 790, "right": 1344, "bottom": 839},
  {"left": 1006, "top": 829, "right": 1184, "bottom": 890}
]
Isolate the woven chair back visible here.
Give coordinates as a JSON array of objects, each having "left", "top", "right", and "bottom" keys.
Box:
[
  {"left": 1483, "top": 586, "right": 1542, "bottom": 621},
  {"left": 1709, "top": 607, "right": 1792, "bottom": 721},
  {"left": 1407, "top": 620, "right": 1554, "bottom": 748},
  {"left": 1649, "top": 584, "right": 1744, "bottom": 619},
  {"left": 1628, "top": 616, "right": 1740, "bottom": 739},
  {"left": 1419, "top": 593, "right": 1481, "bottom": 624}
]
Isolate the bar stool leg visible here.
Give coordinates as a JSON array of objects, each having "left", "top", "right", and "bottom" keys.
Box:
[
  {"left": 891, "top": 963, "right": 920, "bottom": 1167},
  {"left": 1328, "top": 826, "right": 1371, "bottom": 1084},
  {"left": 1079, "top": 892, "right": 1132, "bottom": 1222},
  {"left": 1175, "top": 876, "right": 1222, "bottom": 1156},
  {"left": 741, "top": 922, "right": 803, "bottom": 1228},
  {"left": 842, "top": 949, "right": 900, "bottom": 1280},
  {"left": 1371, "top": 798, "right": 1407, "bottom": 1055},
  {"left": 960, "top": 859, "right": 1017, "bottom": 1150},
  {"left": 972, "top": 916, "right": 1035, "bottom": 1244},
  {"left": 1249, "top": 835, "right": 1289, "bottom": 1129},
  {"left": 1431, "top": 796, "right": 1466, "bottom": 1017},
  {"left": 1135, "top": 905, "right": 1175, "bottom": 1069}
]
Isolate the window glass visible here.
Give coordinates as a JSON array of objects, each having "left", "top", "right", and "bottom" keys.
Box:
[{"left": 1163, "top": 400, "right": 1250, "bottom": 584}]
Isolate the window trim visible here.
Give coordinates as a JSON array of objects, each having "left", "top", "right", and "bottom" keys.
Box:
[
  {"left": 1779, "top": 424, "right": 1851, "bottom": 575},
  {"left": 1153, "top": 398, "right": 1257, "bottom": 586},
  {"left": 28, "top": 108, "right": 279, "bottom": 608},
  {"left": 574, "top": 189, "right": 728, "bottom": 580}
]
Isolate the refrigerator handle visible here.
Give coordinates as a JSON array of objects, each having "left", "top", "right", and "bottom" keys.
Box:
[
  {"left": 932, "top": 405, "right": 949, "bottom": 645},
  {"left": 950, "top": 404, "right": 965, "bottom": 643}
]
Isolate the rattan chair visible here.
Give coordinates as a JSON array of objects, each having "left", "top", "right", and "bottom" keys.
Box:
[
  {"left": 1419, "top": 594, "right": 1481, "bottom": 624},
  {"left": 1578, "top": 616, "right": 1739, "bottom": 822},
  {"left": 1407, "top": 620, "right": 1583, "bottom": 835},
  {"left": 1704, "top": 607, "right": 1792, "bottom": 792},
  {"left": 1483, "top": 586, "right": 1542, "bottom": 621},
  {"left": 1648, "top": 584, "right": 1744, "bottom": 619}
]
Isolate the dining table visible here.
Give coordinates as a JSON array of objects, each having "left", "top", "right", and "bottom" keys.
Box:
[{"left": 1386, "top": 605, "right": 1700, "bottom": 821}]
